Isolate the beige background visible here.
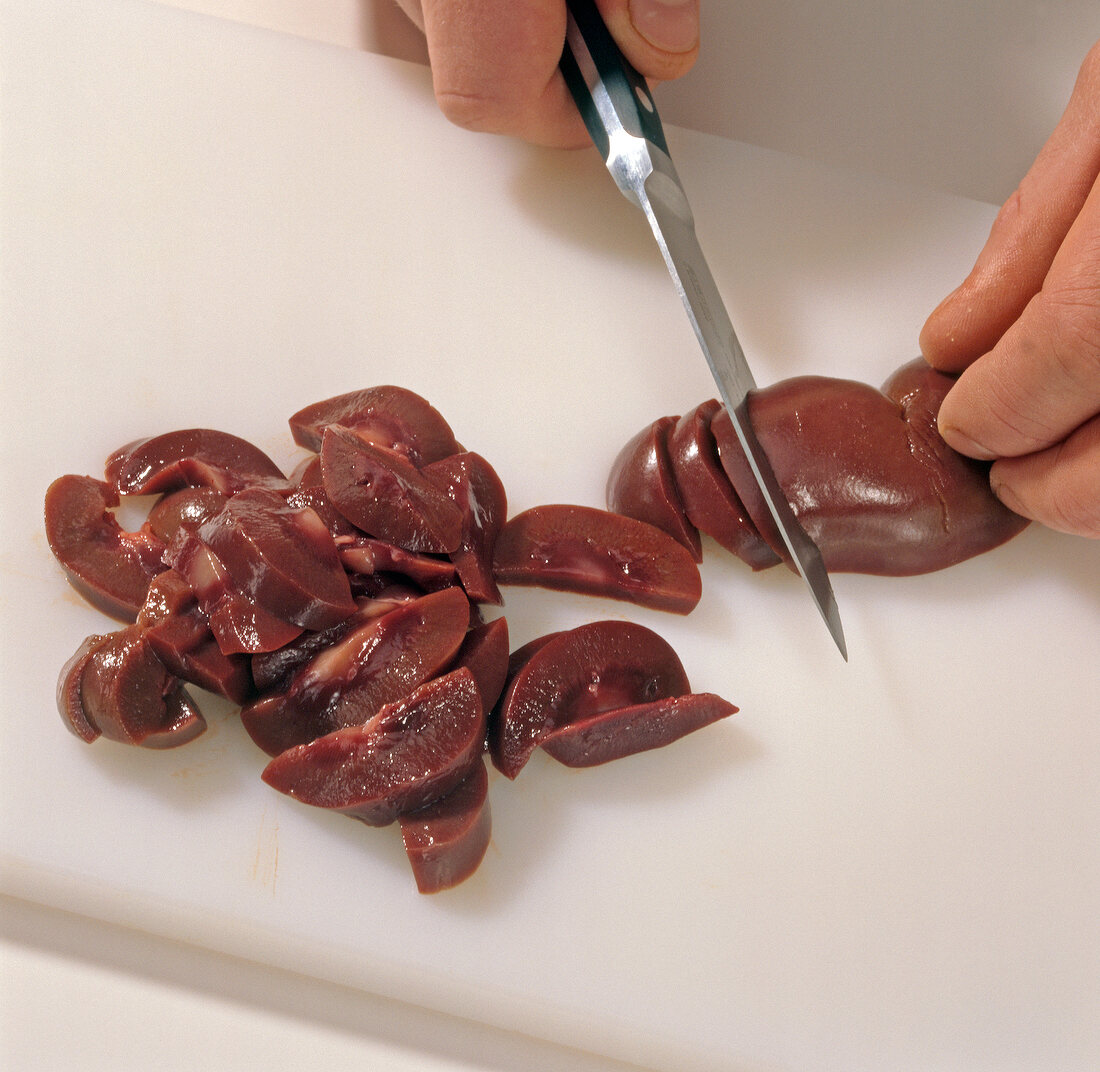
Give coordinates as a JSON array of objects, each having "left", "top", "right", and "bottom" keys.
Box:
[{"left": 147, "top": 0, "right": 1100, "bottom": 203}]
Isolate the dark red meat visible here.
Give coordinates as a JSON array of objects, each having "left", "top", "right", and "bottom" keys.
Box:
[
  {"left": 71, "top": 625, "right": 206, "bottom": 748},
  {"left": 337, "top": 536, "right": 457, "bottom": 591},
  {"left": 446, "top": 616, "right": 510, "bottom": 717},
  {"left": 605, "top": 415, "right": 702, "bottom": 562},
  {"left": 197, "top": 488, "right": 356, "bottom": 630},
  {"left": 240, "top": 586, "right": 472, "bottom": 756},
  {"left": 610, "top": 358, "right": 1030, "bottom": 576},
  {"left": 489, "top": 620, "right": 692, "bottom": 779},
  {"left": 665, "top": 401, "right": 781, "bottom": 570},
  {"left": 44, "top": 474, "right": 167, "bottom": 622},
  {"left": 260, "top": 667, "right": 485, "bottom": 827},
  {"left": 164, "top": 531, "right": 304, "bottom": 655},
  {"left": 320, "top": 425, "right": 464, "bottom": 553},
  {"left": 137, "top": 570, "right": 253, "bottom": 704},
  {"left": 288, "top": 385, "right": 462, "bottom": 464},
  {"left": 105, "top": 428, "right": 288, "bottom": 497},
  {"left": 400, "top": 758, "right": 492, "bottom": 894},
  {"left": 540, "top": 692, "right": 737, "bottom": 767},
  {"left": 423, "top": 451, "right": 508, "bottom": 605},
  {"left": 146, "top": 486, "right": 228, "bottom": 543},
  {"left": 745, "top": 360, "right": 1029, "bottom": 574},
  {"left": 492, "top": 504, "right": 702, "bottom": 615}
]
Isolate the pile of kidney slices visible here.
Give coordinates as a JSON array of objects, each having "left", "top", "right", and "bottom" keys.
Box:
[
  {"left": 45, "top": 385, "right": 733, "bottom": 893},
  {"left": 45, "top": 361, "right": 1026, "bottom": 893}
]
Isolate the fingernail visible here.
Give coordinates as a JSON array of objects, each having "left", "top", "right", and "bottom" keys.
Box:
[
  {"left": 629, "top": 0, "right": 699, "bottom": 54},
  {"left": 939, "top": 422, "right": 997, "bottom": 462}
]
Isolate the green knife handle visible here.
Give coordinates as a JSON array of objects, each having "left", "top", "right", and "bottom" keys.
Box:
[{"left": 560, "top": 0, "right": 671, "bottom": 159}]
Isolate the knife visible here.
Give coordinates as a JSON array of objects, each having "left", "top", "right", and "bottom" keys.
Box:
[{"left": 560, "top": 0, "right": 847, "bottom": 660}]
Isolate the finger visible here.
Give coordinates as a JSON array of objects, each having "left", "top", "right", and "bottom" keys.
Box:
[
  {"left": 988, "top": 412, "right": 1100, "bottom": 537},
  {"left": 935, "top": 172, "right": 1100, "bottom": 461},
  {"left": 920, "top": 39, "right": 1100, "bottom": 372},
  {"left": 602, "top": 0, "right": 701, "bottom": 82},
  {"left": 419, "top": 0, "right": 583, "bottom": 147},
  {"left": 417, "top": 0, "right": 699, "bottom": 148}
]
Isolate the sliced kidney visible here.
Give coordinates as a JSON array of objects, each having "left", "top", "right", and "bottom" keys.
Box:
[
  {"left": 540, "top": 692, "right": 737, "bottom": 767},
  {"left": 260, "top": 667, "right": 484, "bottom": 827},
  {"left": 137, "top": 570, "right": 253, "bottom": 704},
  {"left": 44, "top": 474, "right": 167, "bottom": 622},
  {"left": 146, "top": 486, "right": 228, "bottom": 543},
  {"left": 337, "top": 536, "right": 457, "bottom": 592},
  {"left": 423, "top": 451, "right": 508, "bottom": 605},
  {"left": 197, "top": 487, "right": 356, "bottom": 631},
  {"left": 68, "top": 625, "right": 206, "bottom": 748},
  {"left": 288, "top": 384, "right": 461, "bottom": 465},
  {"left": 105, "top": 428, "right": 288, "bottom": 496},
  {"left": 489, "top": 620, "right": 692, "bottom": 779},
  {"left": 446, "top": 616, "right": 510, "bottom": 717},
  {"left": 665, "top": 400, "right": 780, "bottom": 570},
  {"left": 320, "top": 425, "right": 464, "bottom": 553},
  {"left": 606, "top": 415, "right": 701, "bottom": 562},
  {"left": 240, "top": 586, "right": 472, "bottom": 756},
  {"left": 492, "top": 504, "right": 702, "bottom": 615},
  {"left": 399, "top": 757, "right": 492, "bottom": 894},
  {"left": 164, "top": 531, "right": 304, "bottom": 655}
]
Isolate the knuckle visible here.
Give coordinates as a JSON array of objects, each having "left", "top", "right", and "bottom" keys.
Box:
[
  {"left": 981, "top": 376, "right": 1055, "bottom": 452},
  {"left": 991, "top": 186, "right": 1025, "bottom": 239},
  {"left": 1033, "top": 291, "right": 1100, "bottom": 387},
  {"left": 996, "top": 417, "right": 1100, "bottom": 537},
  {"left": 1043, "top": 477, "right": 1100, "bottom": 537}
]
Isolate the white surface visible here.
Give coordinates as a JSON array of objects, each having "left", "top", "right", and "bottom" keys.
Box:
[
  {"left": 144, "top": 0, "right": 1100, "bottom": 204},
  {"left": 141, "top": 0, "right": 431, "bottom": 63},
  {"left": 2, "top": 2, "right": 1099, "bottom": 1071},
  {"left": 0, "top": 895, "right": 647, "bottom": 1072}
]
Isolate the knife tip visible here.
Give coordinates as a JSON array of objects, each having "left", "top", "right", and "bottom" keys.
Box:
[{"left": 821, "top": 593, "right": 848, "bottom": 662}]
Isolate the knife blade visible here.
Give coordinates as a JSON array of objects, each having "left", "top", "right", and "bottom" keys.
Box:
[{"left": 560, "top": 0, "right": 846, "bottom": 659}]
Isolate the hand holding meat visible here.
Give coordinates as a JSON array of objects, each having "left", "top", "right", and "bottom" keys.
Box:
[
  {"left": 921, "top": 39, "right": 1100, "bottom": 538},
  {"left": 392, "top": 0, "right": 699, "bottom": 146}
]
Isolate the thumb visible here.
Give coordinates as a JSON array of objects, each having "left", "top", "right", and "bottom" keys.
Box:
[{"left": 600, "top": 0, "right": 700, "bottom": 82}]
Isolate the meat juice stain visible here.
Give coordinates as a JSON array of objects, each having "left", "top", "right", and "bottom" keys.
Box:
[{"left": 251, "top": 804, "right": 279, "bottom": 895}]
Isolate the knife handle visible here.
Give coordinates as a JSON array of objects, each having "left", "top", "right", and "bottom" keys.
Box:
[{"left": 560, "top": 0, "right": 671, "bottom": 160}]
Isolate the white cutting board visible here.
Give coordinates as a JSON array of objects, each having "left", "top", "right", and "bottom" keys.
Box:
[{"left": 2, "top": 2, "right": 1098, "bottom": 1070}]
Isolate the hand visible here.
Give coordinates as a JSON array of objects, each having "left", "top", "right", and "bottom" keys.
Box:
[
  {"left": 919, "top": 39, "right": 1100, "bottom": 538},
  {"left": 393, "top": 0, "right": 700, "bottom": 147}
]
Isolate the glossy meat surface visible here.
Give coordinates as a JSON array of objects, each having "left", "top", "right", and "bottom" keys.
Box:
[
  {"left": 44, "top": 474, "right": 167, "bottom": 622},
  {"left": 106, "top": 428, "right": 288, "bottom": 496},
  {"left": 320, "top": 425, "right": 464, "bottom": 553},
  {"left": 540, "top": 692, "right": 737, "bottom": 768},
  {"left": 665, "top": 401, "right": 780, "bottom": 570},
  {"left": 749, "top": 360, "right": 1029, "bottom": 574},
  {"left": 490, "top": 620, "right": 692, "bottom": 779},
  {"left": 198, "top": 488, "right": 356, "bottom": 630},
  {"left": 260, "top": 668, "right": 485, "bottom": 826},
  {"left": 606, "top": 415, "right": 702, "bottom": 562},
  {"left": 607, "top": 358, "right": 1030, "bottom": 576},
  {"left": 288, "top": 385, "right": 461, "bottom": 464},
  {"left": 399, "top": 758, "right": 492, "bottom": 894},
  {"left": 423, "top": 451, "right": 507, "bottom": 605},
  {"left": 44, "top": 382, "right": 742, "bottom": 893},
  {"left": 75, "top": 625, "right": 206, "bottom": 748},
  {"left": 492, "top": 504, "right": 702, "bottom": 614},
  {"left": 240, "top": 586, "right": 471, "bottom": 756}
]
